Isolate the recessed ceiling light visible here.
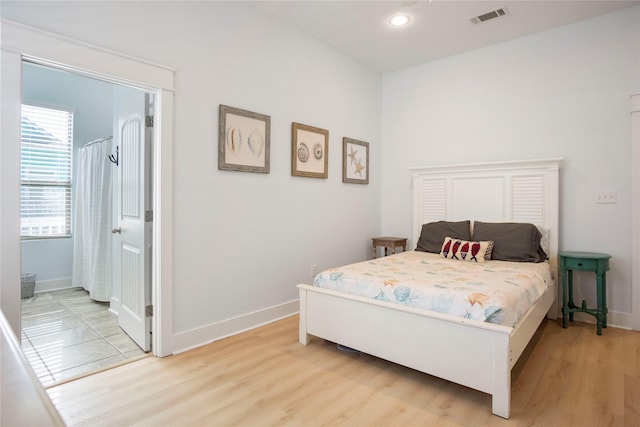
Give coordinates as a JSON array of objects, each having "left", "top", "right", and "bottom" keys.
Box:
[{"left": 388, "top": 14, "right": 411, "bottom": 27}]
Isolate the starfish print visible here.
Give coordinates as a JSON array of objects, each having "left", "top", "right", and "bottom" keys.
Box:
[
  {"left": 347, "top": 146, "right": 358, "bottom": 165},
  {"left": 354, "top": 159, "right": 365, "bottom": 176},
  {"left": 468, "top": 292, "right": 489, "bottom": 307}
]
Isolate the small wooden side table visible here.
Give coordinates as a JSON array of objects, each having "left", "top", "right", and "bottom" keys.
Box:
[
  {"left": 372, "top": 237, "right": 407, "bottom": 259},
  {"left": 559, "top": 251, "right": 611, "bottom": 335}
]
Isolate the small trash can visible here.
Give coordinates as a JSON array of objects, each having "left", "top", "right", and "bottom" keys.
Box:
[{"left": 21, "top": 273, "right": 36, "bottom": 299}]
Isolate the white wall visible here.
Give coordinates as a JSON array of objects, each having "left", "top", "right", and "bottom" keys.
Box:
[
  {"left": 21, "top": 63, "right": 114, "bottom": 292},
  {"left": 1, "top": 2, "right": 382, "bottom": 349},
  {"left": 382, "top": 7, "right": 640, "bottom": 328}
]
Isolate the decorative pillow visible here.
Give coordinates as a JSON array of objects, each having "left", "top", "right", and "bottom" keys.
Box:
[
  {"left": 415, "top": 220, "right": 471, "bottom": 254},
  {"left": 472, "top": 221, "right": 547, "bottom": 263},
  {"left": 440, "top": 237, "right": 494, "bottom": 263}
]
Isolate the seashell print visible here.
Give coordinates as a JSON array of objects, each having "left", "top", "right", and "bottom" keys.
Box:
[
  {"left": 225, "top": 126, "right": 242, "bottom": 155},
  {"left": 329, "top": 272, "right": 343, "bottom": 281},
  {"left": 247, "top": 129, "right": 264, "bottom": 157},
  {"left": 468, "top": 292, "right": 489, "bottom": 307},
  {"left": 374, "top": 291, "right": 387, "bottom": 301},
  {"left": 297, "top": 142, "right": 309, "bottom": 162},
  {"left": 394, "top": 286, "right": 411, "bottom": 302},
  {"left": 313, "top": 143, "right": 323, "bottom": 159},
  {"left": 485, "top": 306, "right": 503, "bottom": 324}
]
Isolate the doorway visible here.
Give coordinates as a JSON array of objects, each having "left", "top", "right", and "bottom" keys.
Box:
[
  {"left": 0, "top": 20, "right": 174, "bottom": 361},
  {"left": 19, "top": 62, "right": 153, "bottom": 386}
]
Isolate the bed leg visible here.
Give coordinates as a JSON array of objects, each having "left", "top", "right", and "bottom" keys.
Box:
[
  {"left": 298, "top": 311, "right": 310, "bottom": 344},
  {"left": 298, "top": 309, "right": 310, "bottom": 344},
  {"left": 298, "top": 286, "right": 310, "bottom": 345},
  {"left": 492, "top": 391, "right": 510, "bottom": 419},
  {"left": 492, "top": 337, "right": 511, "bottom": 418},
  {"left": 299, "top": 330, "right": 311, "bottom": 345}
]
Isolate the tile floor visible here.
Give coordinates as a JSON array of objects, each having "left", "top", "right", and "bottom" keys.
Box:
[{"left": 21, "top": 287, "right": 147, "bottom": 387}]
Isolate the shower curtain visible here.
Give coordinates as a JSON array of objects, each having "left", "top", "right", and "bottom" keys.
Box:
[{"left": 72, "top": 137, "right": 113, "bottom": 302}]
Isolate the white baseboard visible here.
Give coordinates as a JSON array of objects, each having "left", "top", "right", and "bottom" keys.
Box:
[
  {"left": 569, "top": 310, "right": 633, "bottom": 330},
  {"left": 171, "top": 299, "right": 299, "bottom": 354},
  {"left": 33, "top": 277, "right": 72, "bottom": 293},
  {"left": 109, "top": 297, "right": 121, "bottom": 317}
]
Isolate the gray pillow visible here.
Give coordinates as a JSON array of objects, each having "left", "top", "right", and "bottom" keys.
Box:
[
  {"left": 472, "top": 221, "right": 547, "bottom": 262},
  {"left": 415, "top": 220, "right": 471, "bottom": 254}
]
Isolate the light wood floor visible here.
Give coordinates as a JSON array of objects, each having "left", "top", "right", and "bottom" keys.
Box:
[{"left": 47, "top": 315, "right": 639, "bottom": 426}]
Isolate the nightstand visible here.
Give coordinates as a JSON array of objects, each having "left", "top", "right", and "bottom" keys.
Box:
[
  {"left": 559, "top": 251, "right": 611, "bottom": 335},
  {"left": 371, "top": 237, "right": 407, "bottom": 259}
]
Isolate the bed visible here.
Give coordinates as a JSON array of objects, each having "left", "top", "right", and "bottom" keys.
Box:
[{"left": 297, "top": 158, "right": 562, "bottom": 418}]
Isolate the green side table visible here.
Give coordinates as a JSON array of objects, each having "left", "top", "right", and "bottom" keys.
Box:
[{"left": 559, "top": 251, "right": 611, "bottom": 335}]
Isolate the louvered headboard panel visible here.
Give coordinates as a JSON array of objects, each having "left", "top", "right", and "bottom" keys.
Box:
[{"left": 409, "top": 158, "right": 562, "bottom": 263}]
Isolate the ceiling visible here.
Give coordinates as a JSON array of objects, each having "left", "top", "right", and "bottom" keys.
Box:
[{"left": 252, "top": 0, "right": 639, "bottom": 73}]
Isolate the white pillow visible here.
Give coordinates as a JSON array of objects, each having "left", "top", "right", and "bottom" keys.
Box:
[{"left": 536, "top": 225, "right": 550, "bottom": 256}]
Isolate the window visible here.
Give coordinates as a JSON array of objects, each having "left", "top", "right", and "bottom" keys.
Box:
[{"left": 20, "top": 104, "right": 73, "bottom": 238}]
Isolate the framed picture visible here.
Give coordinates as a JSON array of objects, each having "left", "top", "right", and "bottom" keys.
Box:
[
  {"left": 342, "top": 137, "right": 369, "bottom": 184},
  {"left": 291, "top": 122, "right": 328, "bottom": 179},
  {"left": 219, "top": 104, "right": 270, "bottom": 173}
]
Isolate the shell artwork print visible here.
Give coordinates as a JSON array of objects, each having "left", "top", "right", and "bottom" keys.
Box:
[
  {"left": 348, "top": 144, "right": 363, "bottom": 175},
  {"left": 247, "top": 129, "right": 264, "bottom": 158},
  {"left": 219, "top": 105, "right": 270, "bottom": 173},
  {"left": 354, "top": 159, "right": 365, "bottom": 176},
  {"left": 313, "top": 143, "right": 323, "bottom": 160},
  {"left": 348, "top": 145, "right": 358, "bottom": 165},
  {"left": 342, "top": 138, "right": 369, "bottom": 184},
  {"left": 226, "top": 125, "right": 242, "bottom": 156},
  {"left": 292, "top": 122, "right": 328, "bottom": 178},
  {"left": 297, "top": 143, "right": 309, "bottom": 162}
]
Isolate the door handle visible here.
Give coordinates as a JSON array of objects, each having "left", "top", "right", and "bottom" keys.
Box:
[{"left": 112, "top": 227, "right": 122, "bottom": 234}]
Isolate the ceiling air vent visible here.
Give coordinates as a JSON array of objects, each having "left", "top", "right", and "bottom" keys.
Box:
[{"left": 470, "top": 7, "right": 508, "bottom": 24}]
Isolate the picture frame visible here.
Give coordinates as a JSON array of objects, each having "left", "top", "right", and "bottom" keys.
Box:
[
  {"left": 342, "top": 137, "right": 369, "bottom": 184},
  {"left": 218, "top": 104, "right": 270, "bottom": 173},
  {"left": 291, "top": 122, "right": 329, "bottom": 179}
]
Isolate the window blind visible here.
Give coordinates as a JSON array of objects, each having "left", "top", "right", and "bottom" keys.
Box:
[{"left": 20, "top": 104, "right": 73, "bottom": 238}]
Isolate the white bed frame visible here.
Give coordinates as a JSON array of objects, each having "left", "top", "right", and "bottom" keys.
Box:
[{"left": 298, "top": 158, "right": 562, "bottom": 418}]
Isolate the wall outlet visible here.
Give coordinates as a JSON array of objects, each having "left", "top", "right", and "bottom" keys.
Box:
[
  {"left": 594, "top": 190, "right": 617, "bottom": 204},
  {"left": 310, "top": 264, "right": 318, "bottom": 277}
]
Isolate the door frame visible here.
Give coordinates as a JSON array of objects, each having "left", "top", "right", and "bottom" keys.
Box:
[
  {"left": 632, "top": 93, "right": 640, "bottom": 331},
  {"left": 0, "top": 20, "right": 174, "bottom": 356}
]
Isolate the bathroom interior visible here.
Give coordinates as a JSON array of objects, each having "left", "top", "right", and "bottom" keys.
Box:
[{"left": 20, "top": 62, "right": 149, "bottom": 386}]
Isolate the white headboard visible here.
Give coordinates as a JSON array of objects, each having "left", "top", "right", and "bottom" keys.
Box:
[{"left": 409, "top": 158, "right": 562, "bottom": 269}]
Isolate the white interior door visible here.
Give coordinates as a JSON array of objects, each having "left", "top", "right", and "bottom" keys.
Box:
[{"left": 114, "top": 87, "right": 152, "bottom": 351}]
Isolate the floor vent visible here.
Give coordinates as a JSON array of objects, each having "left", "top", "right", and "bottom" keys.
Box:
[{"left": 471, "top": 7, "right": 508, "bottom": 24}]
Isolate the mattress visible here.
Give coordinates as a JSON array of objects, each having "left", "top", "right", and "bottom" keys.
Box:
[{"left": 312, "top": 251, "right": 553, "bottom": 328}]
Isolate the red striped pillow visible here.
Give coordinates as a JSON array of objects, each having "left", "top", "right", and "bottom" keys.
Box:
[{"left": 440, "top": 237, "right": 494, "bottom": 263}]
